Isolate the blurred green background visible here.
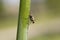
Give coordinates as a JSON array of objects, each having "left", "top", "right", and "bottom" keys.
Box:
[{"left": 0, "top": 0, "right": 60, "bottom": 40}]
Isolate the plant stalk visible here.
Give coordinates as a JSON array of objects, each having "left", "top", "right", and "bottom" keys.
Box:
[{"left": 16, "top": 0, "right": 31, "bottom": 40}]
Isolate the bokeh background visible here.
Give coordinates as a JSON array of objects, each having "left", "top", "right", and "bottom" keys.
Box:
[{"left": 0, "top": 0, "right": 60, "bottom": 40}]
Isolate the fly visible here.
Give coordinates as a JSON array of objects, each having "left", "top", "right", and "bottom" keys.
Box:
[{"left": 29, "top": 15, "right": 35, "bottom": 23}]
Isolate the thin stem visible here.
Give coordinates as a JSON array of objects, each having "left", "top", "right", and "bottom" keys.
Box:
[{"left": 16, "top": 0, "right": 31, "bottom": 40}]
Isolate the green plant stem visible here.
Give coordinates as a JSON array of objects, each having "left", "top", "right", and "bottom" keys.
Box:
[{"left": 16, "top": 0, "right": 31, "bottom": 40}]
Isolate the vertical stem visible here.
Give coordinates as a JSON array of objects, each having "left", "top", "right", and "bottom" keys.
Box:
[{"left": 16, "top": 0, "right": 31, "bottom": 40}]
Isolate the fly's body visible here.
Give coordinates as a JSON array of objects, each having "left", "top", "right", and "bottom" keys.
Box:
[{"left": 29, "top": 15, "right": 35, "bottom": 23}]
